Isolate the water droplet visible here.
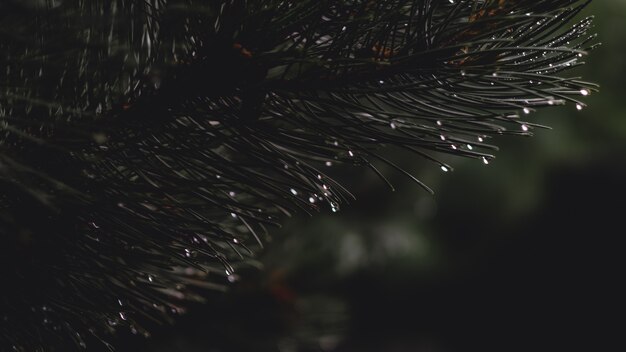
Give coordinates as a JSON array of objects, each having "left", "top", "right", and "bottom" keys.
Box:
[
  {"left": 348, "top": 150, "right": 354, "bottom": 157},
  {"left": 230, "top": 212, "right": 237, "bottom": 218},
  {"left": 227, "top": 274, "right": 239, "bottom": 283},
  {"left": 290, "top": 188, "right": 298, "bottom": 195},
  {"left": 148, "top": 275, "right": 154, "bottom": 283},
  {"left": 325, "top": 161, "right": 333, "bottom": 167},
  {"left": 228, "top": 191, "right": 236, "bottom": 197},
  {"left": 441, "top": 166, "right": 449, "bottom": 172},
  {"left": 119, "top": 312, "right": 127, "bottom": 321},
  {"left": 330, "top": 202, "right": 340, "bottom": 213},
  {"left": 390, "top": 122, "right": 396, "bottom": 129},
  {"left": 309, "top": 197, "right": 316, "bottom": 203},
  {"left": 233, "top": 238, "right": 240, "bottom": 244},
  {"left": 477, "top": 136, "right": 484, "bottom": 142},
  {"left": 482, "top": 157, "right": 490, "bottom": 165},
  {"left": 440, "top": 135, "right": 446, "bottom": 141},
  {"left": 467, "top": 144, "right": 473, "bottom": 150},
  {"left": 576, "top": 103, "right": 583, "bottom": 111},
  {"left": 436, "top": 120, "right": 443, "bottom": 126},
  {"left": 580, "top": 89, "right": 590, "bottom": 96},
  {"left": 523, "top": 108, "right": 530, "bottom": 114},
  {"left": 521, "top": 124, "right": 529, "bottom": 132}
]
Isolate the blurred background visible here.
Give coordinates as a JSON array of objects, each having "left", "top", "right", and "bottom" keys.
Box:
[{"left": 115, "top": 2, "right": 624, "bottom": 351}]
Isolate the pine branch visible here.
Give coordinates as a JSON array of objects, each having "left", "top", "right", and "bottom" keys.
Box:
[{"left": 0, "top": 1, "right": 597, "bottom": 350}]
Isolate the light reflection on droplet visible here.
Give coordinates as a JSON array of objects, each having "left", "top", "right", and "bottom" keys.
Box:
[
  {"left": 482, "top": 157, "right": 490, "bottom": 165},
  {"left": 290, "top": 188, "right": 298, "bottom": 195},
  {"left": 576, "top": 103, "right": 583, "bottom": 111},
  {"left": 521, "top": 124, "right": 529, "bottom": 132},
  {"left": 580, "top": 89, "right": 589, "bottom": 96},
  {"left": 441, "top": 166, "right": 449, "bottom": 172}
]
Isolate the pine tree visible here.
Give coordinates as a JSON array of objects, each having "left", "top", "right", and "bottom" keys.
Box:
[{"left": 0, "top": 1, "right": 597, "bottom": 350}]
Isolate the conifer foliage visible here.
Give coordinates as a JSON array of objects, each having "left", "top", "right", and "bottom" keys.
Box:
[{"left": 0, "top": 0, "right": 596, "bottom": 350}]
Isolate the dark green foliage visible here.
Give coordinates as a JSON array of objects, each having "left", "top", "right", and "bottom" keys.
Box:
[{"left": 0, "top": 0, "right": 596, "bottom": 350}]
